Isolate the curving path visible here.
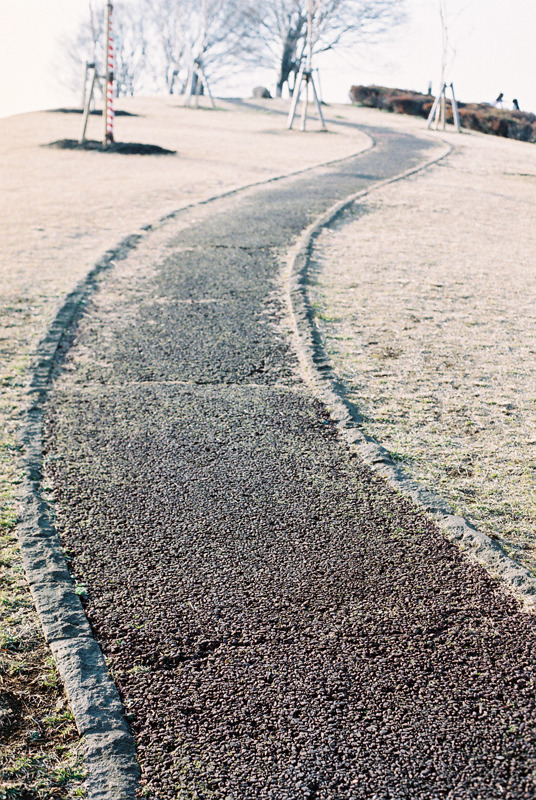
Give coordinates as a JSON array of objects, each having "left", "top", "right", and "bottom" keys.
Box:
[{"left": 42, "top": 127, "right": 536, "bottom": 799}]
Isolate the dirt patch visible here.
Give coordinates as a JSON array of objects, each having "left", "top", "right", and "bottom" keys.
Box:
[
  {"left": 50, "top": 108, "right": 139, "bottom": 116},
  {"left": 46, "top": 138, "right": 176, "bottom": 155}
]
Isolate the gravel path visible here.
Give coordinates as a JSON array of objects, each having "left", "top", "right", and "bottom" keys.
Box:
[
  {"left": 43, "top": 128, "right": 536, "bottom": 799},
  {"left": 0, "top": 100, "right": 371, "bottom": 797}
]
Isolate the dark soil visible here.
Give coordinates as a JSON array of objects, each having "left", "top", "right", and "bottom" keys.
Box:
[
  {"left": 45, "top": 139, "right": 176, "bottom": 155},
  {"left": 50, "top": 108, "right": 139, "bottom": 117}
]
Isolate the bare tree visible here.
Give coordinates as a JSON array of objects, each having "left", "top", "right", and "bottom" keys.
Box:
[
  {"left": 66, "top": 0, "right": 244, "bottom": 99},
  {"left": 239, "top": 0, "right": 407, "bottom": 97},
  {"left": 142, "top": 0, "right": 186, "bottom": 92},
  {"left": 172, "top": 0, "right": 245, "bottom": 96},
  {"left": 135, "top": 0, "right": 242, "bottom": 98},
  {"left": 58, "top": 1, "right": 103, "bottom": 96},
  {"left": 113, "top": 2, "right": 154, "bottom": 96},
  {"left": 60, "top": 0, "right": 159, "bottom": 99}
]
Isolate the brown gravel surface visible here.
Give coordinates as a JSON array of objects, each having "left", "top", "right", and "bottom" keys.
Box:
[{"left": 310, "top": 125, "right": 536, "bottom": 571}]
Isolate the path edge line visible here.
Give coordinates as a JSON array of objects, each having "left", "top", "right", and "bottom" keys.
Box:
[{"left": 283, "top": 136, "right": 536, "bottom": 614}]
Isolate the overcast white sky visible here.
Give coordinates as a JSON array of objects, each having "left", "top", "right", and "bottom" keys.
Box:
[{"left": 0, "top": 0, "right": 535, "bottom": 118}]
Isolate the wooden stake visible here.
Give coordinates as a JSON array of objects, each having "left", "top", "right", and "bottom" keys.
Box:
[
  {"left": 81, "top": 61, "right": 89, "bottom": 110},
  {"left": 310, "top": 71, "right": 326, "bottom": 130},
  {"left": 301, "top": 0, "right": 313, "bottom": 131},
  {"left": 315, "top": 67, "right": 323, "bottom": 104},
  {"left": 80, "top": 66, "right": 97, "bottom": 143},
  {"left": 440, "top": 84, "right": 446, "bottom": 129},
  {"left": 287, "top": 0, "right": 326, "bottom": 132},
  {"left": 184, "top": 62, "right": 194, "bottom": 105},
  {"left": 450, "top": 82, "right": 461, "bottom": 132},
  {"left": 427, "top": 83, "right": 462, "bottom": 133},
  {"left": 287, "top": 64, "right": 305, "bottom": 128},
  {"left": 197, "top": 63, "right": 215, "bottom": 109},
  {"left": 426, "top": 91, "right": 441, "bottom": 128}
]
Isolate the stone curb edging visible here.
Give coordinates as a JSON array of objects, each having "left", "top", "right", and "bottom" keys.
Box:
[
  {"left": 282, "top": 135, "right": 536, "bottom": 615},
  {"left": 18, "top": 236, "right": 146, "bottom": 798},
  {"left": 15, "top": 120, "right": 377, "bottom": 799}
]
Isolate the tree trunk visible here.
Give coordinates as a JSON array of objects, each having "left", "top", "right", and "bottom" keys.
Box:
[{"left": 278, "top": 24, "right": 302, "bottom": 99}]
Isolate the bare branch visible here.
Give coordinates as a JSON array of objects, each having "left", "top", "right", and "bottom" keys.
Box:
[{"left": 239, "top": 0, "right": 406, "bottom": 97}]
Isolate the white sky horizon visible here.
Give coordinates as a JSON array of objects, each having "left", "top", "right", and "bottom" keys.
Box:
[{"left": 1, "top": 0, "right": 535, "bottom": 120}]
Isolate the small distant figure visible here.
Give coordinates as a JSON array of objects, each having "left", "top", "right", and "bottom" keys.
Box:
[
  {"left": 427, "top": 81, "right": 433, "bottom": 96},
  {"left": 512, "top": 98, "right": 520, "bottom": 110},
  {"left": 494, "top": 92, "right": 504, "bottom": 108}
]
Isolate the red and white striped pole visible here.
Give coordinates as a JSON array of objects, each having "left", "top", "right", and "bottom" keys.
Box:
[{"left": 103, "top": 1, "right": 114, "bottom": 146}]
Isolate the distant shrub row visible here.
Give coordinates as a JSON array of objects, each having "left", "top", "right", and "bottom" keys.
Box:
[{"left": 349, "top": 85, "right": 536, "bottom": 143}]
